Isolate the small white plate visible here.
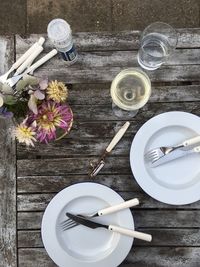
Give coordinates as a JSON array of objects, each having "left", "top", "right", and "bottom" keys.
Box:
[
  {"left": 41, "top": 182, "right": 134, "bottom": 267},
  {"left": 130, "top": 111, "right": 200, "bottom": 205}
]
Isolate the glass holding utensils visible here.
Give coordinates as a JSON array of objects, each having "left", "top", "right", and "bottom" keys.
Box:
[
  {"left": 137, "top": 22, "right": 178, "bottom": 70},
  {"left": 110, "top": 68, "right": 151, "bottom": 118}
]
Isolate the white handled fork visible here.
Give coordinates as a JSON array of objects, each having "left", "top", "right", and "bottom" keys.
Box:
[
  {"left": 6, "top": 49, "right": 58, "bottom": 87},
  {"left": 0, "top": 37, "right": 45, "bottom": 84}
]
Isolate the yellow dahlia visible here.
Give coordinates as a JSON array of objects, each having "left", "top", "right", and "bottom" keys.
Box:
[
  {"left": 14, "top": 122, "right": 36, "bottom": 147},
  {"left": 47, "top": 80, "right": 68, "bottom": 103}
]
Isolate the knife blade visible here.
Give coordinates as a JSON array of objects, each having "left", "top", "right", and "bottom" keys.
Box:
[
  {"left": 66, "top": 212, "right": 152, "bottom": 241},
  {"left": 151, "top": 146, "right": 200, "bottom": 168}
]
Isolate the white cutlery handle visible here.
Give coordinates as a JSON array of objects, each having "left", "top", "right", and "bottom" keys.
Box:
[
  {"left": 194, "top": 146, "right": 200, "bottom": 153},
  {"left": 38, "top": 37, "right": 45, "bottom": 46},
  {"left": 109, "top": 225, "right": 152, "bottom": 242},
  {"left": 106, "top": 122, "right": 130, "bottom": 153},
  {"left": 15, "top": 45, "right": 43, "bottom": 75},
  {"left": 26, "top": 49, "right": 58, "bottom": 74},
  {"left": 11, "top": 37, "right": 45, "bottom": 72},
  {"left": 12, "top": 42, "right": 39, "bottom": 71},
  {"left": 98, "top": 198, "right": 139, "bottom": 216},
  {"left": 183, "top": 136, "right": 200, "bottom": 147}
]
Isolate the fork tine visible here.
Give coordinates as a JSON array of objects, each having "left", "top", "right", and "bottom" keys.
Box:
[
  {"left": 61, "top": 218, "right": 79, "bottom": 228},
  {"left": 145, "top": 152, "right": 159, "bottom": 161},
  {"left": 145, "top": 150, "right": 157, "bottom": 158},
  {"left": 61, "top": 219, "right": 75, "bottom": 228},
  {"left": 60, "top": 218, "right": 72, "bottom": 226},
  {"left": 62, "top": 221, "right": 78, "bottom": 231}
]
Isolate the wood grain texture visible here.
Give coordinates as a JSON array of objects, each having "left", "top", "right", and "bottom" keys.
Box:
[
  {"left": 66, "top": 84, "right": 200, "bottom": 104},
  {"left": 18, "top": 247, "right": 200, "bottom": 267},
  {"left": 14, "top": 29, "right": 200, "bottom": 267},
  {"left": 17, "top": 210, "right": 200, "bottom": 230},
  {"left": 0, "top": 36, "right": 14, "bottom": 74},
  {"left": 22, "top": 64, "right": 200, "bottom": 83},
  {"left": 17, "top": 228, "right": 200, "bottom": 248},
  {"left": 17, "top": 192, "right": 200, "bottom": 212},
  {"left": 16, "top": 29, "right": 200, "bottom": 52},
  {"left": 15, "top": 49, "right": 200, "bottom": 68},
  {"left": 17, "top": 174, "right": 140, "bottom": 193},
  {"left": 15, "top": 31, "right": 200, "bottom": 84},
  {"left": 0, "top": 118, "right": 17, "bottom": 267}
]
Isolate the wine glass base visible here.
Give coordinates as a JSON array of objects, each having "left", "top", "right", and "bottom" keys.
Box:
[{"left": 112, "top": 103, "right": 138, "bottom": 118}]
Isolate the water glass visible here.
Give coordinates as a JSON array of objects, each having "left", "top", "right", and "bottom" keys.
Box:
[{"left": 137, "top": 22, "right": 177, "bottom": 70}]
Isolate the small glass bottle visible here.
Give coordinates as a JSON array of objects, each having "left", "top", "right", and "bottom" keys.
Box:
[{"left": 47, "top": 18, "right": 78, "bottom": 64}]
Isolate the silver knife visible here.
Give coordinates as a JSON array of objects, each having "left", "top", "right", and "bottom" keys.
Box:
[
  {"left": 66, "top": 212, "right": 152, "bottom": 242},
  {"left": 151, "top": 146, "right": 200, "bottom": 168}
]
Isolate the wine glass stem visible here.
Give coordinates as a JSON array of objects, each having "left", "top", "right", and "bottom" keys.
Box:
[{"left": 112, "top": 102, "right": 138, "bottom": 118}]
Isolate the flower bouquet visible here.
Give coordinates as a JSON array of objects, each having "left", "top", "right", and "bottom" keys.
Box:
[{"left": 0, "top": 75, "right": 73, "bottom": 146}]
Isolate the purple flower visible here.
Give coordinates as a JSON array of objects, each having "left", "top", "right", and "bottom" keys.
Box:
[
  {"left": 30, "top": 100, "right": 73, "bottom": 143},
  {"left": 0, "top": 107, "right": 13, "bottom": 118}
]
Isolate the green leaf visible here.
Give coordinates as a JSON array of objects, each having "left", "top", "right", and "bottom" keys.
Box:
[
  {"left": 23, "top": 74, "right": 38, "bottom": 86},
  {"left": 15, "top": 79, "right": 28, "bottom": 91},
  {"left": 1, "top": 83, "right": 13, "bottom": 94},
  {"left": 3, "top": 95, "right": 16, "bottom": 105},
  {"left": 15, "top": 75, "right": 39, "bottom": 91}
]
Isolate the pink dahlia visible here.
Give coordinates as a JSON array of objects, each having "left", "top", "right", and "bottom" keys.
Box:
[{"left": 32, "top": 101, "right": 73, "bottom": 143}]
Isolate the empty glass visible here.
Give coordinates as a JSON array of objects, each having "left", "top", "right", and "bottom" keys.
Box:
[{"left": 137, "top": 22, "right": 178, "bottom": 70}]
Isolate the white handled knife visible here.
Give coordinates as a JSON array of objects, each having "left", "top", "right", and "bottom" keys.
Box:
[
  {"left": 151, "top": 146, "right": 200, "bottom": 168},
  {"left": 89, "top": 121, "right": 130, "bottom": 177},
  {"left": 66, "top": 212, "right": 152, "bottom": 242}
]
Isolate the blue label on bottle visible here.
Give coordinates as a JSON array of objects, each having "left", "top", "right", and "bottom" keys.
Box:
[{"left": 60, "top": 44, "right": 77, "bottom": 62}]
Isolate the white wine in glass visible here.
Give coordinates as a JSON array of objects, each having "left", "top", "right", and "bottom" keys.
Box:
[{"left": 110, "top": 68, "right": 151, "bottom": 117}]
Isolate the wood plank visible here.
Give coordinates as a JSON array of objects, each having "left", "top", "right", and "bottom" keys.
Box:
[
  {"left": 29, "top": 64, "right": 200, "bottom": 84},
  {"left": 18, "top": 248, "right": 56, "bottom": 267},
  {"left": 15, "top": 49, "right": 200, "bottom": 68},
  {"left": 18, "top": 247, "right": 200, "bottom": 267},
  {"left": 17, "top": 137, "right": 132, "bottom": 158},
  {"left": 16, "top": 29, "right": 200, "bottom": 53},
  {"left": 17, "top": 174, "right": 140, "bottom": 193},
  {"left": 68, "top": 84, "right": 200, "bottom": 104},
  {"left": 62, "top": 101, "right": 200, "bottom": 121},
  {"left": 15, "top": 101, "right": 200, "bottom": 126},
  {"left": 0, "top": 36, "right": 14, "bottom": 74},
  {"left": 17, "top": 210, "right": 200, "bottom": 230},
  {"left": 17, "top": 156, "right": 131, "bottom": 176},
  {"left": 17, "top": 121, "right": 139, "bottom": 143},
  {"left": 0, "top": 118, "right": 17, "bottom": 267},
  {"left": 17, "top": 192, "right": 200, "bottom": 212},
  {"left": 17, "top": 229, "right": 200, "bottom": 248}
]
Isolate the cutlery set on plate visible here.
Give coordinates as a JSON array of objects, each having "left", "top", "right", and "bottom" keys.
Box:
[
  {"left": 0, "top": 37, "right": 57, "bottom": 87},
  {"left": 145, "top": 135, "right": 200, "bottom": 167},
  {"left": 62, "top": 198, "right": 152, "bottom": 242}
]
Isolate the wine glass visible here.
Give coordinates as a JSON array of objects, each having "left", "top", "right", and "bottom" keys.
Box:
[{"left": 110, "top": 68, "right": 151, "bottom": 118}]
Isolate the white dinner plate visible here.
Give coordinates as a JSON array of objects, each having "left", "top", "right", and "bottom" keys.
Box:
[
  {"left": 130, "top": 111, "right": 200, "bottom": 205},
  {"left": 41, "top": 182, "right": 134, "bottom": 267}
]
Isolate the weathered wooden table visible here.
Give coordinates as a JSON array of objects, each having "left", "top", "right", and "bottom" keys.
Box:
[{"left": 1, "top": 29, "right": 200, "bottom": 267}]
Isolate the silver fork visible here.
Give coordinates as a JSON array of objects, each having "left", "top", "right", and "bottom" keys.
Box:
[
  {"left": 60, "top": 198, "right": 139, "bottom": 231},
  {"left": 145, "top": 136, "right": 200, "bottom": 164}
]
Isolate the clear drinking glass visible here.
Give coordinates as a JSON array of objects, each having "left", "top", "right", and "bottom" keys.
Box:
[
  {"left": 137, "top": 22, "right": 177, "bottom": 70},
  {"left": 110, "top": 68, "right": 151, "bottom": 118}
]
